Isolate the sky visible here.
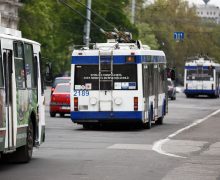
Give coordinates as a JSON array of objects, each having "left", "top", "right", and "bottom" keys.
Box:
[
  {"left": 146, "top": 0, "right": 220, "bottom": 8},
  {"left": 188, "top": 0, "right": 220, "bottom": 7}
]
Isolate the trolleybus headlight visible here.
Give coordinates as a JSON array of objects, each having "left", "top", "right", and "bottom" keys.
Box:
[
  {"left": 90, "top": 97, "right": 97, "bottom": 105},
  {"left": 114, "top": 97, "right": 122, "bottom": 105}
]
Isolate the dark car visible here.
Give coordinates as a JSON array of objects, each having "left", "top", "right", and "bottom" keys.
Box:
[
  {"left": 50, "top": 83, "right": 70, "bottom": 117},
  {"left": 51, "top": 77, "right": 70, "bottom": 94},
  {"left": 167, "top": 78, "right": 176, "bottom": 100}
]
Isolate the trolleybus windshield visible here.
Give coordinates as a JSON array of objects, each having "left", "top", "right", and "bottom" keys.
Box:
[{"left": 186, "top": 68, "right": 214, "bottom": 81}]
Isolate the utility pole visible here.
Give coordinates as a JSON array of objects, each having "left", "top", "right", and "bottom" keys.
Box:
[
  {"left": 85, "top": 0, "right": 91, "bottom": 47},
  {"left": 131, "top": 0, "right": 135, "bottom": 24}
]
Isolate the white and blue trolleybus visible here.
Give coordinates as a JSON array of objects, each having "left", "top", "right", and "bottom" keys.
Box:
[
  {"left": 70, "top": 41, "right": 168, "bottom": 128},
  {"left": 184, "top": 57, "right": 220, "bottom": 98}
]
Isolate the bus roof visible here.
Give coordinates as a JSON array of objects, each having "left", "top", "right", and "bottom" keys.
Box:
[
  {"left": 185, "top": 58, "right": 220, "bottom": 67},
  {"left": 72, "top": 42, "right": 165, "bottom": 57},
  {"left": 0, "top": 26, "right": 40, "bottom": 46}
]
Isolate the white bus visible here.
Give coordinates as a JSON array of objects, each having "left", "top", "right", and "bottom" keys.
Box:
[
  {"left": 70, "top": 41, "right": 168, "bottom": 129},
  {"left": 184, "top": 57, "right": 220, "bottom": 98},
  {"left": 0, "top": 27, "right": 45, "bottom": 163}
]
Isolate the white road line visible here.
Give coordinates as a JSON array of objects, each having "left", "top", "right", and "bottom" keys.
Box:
[
  {"left": 152, "top": 108, "right": 220, "bottom": 158},
  {"left": 108, "top": 144, "right": 152, "bottom": 151}
]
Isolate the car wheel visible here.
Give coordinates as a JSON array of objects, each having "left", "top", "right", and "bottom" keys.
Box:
[
  {"left": 60, "top": 113, "right": 65, "bottom": 117},
  {"left": 83, "top": 123, "right": 91, "bottom": 129},
  {"left": 156, "top": 116, "right": 163, "bottom": 125},
  {"left": 50, "top": 112, "right": 56, "bottom": 117}
]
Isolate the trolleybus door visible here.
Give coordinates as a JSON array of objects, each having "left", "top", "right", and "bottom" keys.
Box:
[
  {"left": 142, "top": 64, "right": 149, "bottom": 121},
  {"left": 0, "top": 50, "right": 5, "bottom": 150},
  {"left": 154, "top": 64, "right": 159, "bottom": 113},
  {"left": 99, "top": 51, "right": 113, "bottom": 111},
  {"left": 3, "top": 49, "right": 14, "bottom": 150}
]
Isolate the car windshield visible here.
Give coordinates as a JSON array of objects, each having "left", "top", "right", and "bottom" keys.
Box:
[
  {"left": 53, "top": 78, "right": 70, "bottom": 88},
  {"left": 54, "top": 85, "right": 70, "bottom": 93}
]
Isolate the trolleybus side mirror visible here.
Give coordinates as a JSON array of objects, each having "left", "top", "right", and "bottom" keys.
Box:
[
  {"left": 45, "top": 62, "right": 53, "bottom": 85},
  {"left": 167, "top": 68, "right": 175, "bottom": 81},
  {"left": 170, "top": 69, "right": 175, "bottom": 81}
]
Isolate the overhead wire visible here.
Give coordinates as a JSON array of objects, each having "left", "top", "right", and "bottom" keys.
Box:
[{"left": 59, "top": 0, "right": 133, "bottom": 42}]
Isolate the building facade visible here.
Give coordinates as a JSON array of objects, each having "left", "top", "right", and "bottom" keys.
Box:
[
  {"left": 196, "top": 4, "right": 220, "bottom": 24},
  {"left": 0, "top": 0, "right": 22, "bottom": 29}
]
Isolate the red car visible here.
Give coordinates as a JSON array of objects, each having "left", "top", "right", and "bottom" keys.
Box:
[
  {"left": 51, "top": 77, "right": 70, "bottom": 94},
  {"left": 50, "top": 83, "right": 70, "bottom": 117}
]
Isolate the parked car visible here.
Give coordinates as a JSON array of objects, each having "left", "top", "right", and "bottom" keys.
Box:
[
  {"left": 50, "top": 83, "right": 70, "bottom": 117},
  {"left": 167, "top": 78, "right": 176, "bottom": 100},
  {"left": 51, "top": 77, "right": 70, "bottom": 94}
]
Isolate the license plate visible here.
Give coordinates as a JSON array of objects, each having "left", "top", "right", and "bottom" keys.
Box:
[{"left": 61, "top": 106, "right": 70, "bottom": 110}]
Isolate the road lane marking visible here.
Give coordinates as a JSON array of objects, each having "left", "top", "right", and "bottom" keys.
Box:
[
  {"left": 152, "top": 108, "right": 220, "bottom": 158},
  {"left": 108, "top": 144, "right": 152, "bottom": 150}
]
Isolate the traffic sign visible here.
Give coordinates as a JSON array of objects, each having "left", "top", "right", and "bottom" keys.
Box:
[{"left": 174, "top": 32, "right": 184, "bottom": 41}]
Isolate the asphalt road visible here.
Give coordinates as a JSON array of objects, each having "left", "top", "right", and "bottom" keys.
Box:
[{"left": 1, "top": 89, "right": 220, "bottom": 180}]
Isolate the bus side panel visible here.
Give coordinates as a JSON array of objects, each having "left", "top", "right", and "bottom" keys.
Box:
[{"left": 0, "top": 89, "right": 6, "bottom": 151}]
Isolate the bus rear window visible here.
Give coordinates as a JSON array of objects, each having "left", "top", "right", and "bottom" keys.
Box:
[{"left": 74, "top": 64, "right": 137, "bottom": 90}]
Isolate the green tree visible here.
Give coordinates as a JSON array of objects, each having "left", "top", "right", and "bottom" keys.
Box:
[
  {"left": 19, "top": 0, "right": 136, "bottom": 75},
  {"left": 136, "top": 0, "right": 220, "bottom": 77}
]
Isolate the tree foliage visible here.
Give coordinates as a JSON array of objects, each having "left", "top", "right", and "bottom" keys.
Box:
[
  {"left": 19, "top": 0, "right": 137, "bottom": 75},
  {"left": 136, "top": 0, "right": 220, "bottom": 77}
]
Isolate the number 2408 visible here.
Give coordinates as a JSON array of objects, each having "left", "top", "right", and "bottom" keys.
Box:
[{"left": 74, "top": 90, "right": 89, "bottom": 96}]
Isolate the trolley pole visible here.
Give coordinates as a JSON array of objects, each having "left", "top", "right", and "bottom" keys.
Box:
[
  {"left": 131, "top": 0, "right": 135, "bottom": 24},
  {"left": 85, "top": 0, "right": 91, "bottom": 47}
]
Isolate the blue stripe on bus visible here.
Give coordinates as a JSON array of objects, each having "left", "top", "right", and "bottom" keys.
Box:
[
  {"left": 185, "top": 66, "right": 212, "bottom": 70},
  {"left": 71, "top": 111, "right": 142, "bottom": 121},
  {"left": 71, "top": 55, "right": 166, "bottom": 64},
  {"left": 184, "top": 89, "right": 215, "bottom": 95},
  {"left": 72, "top": 56, "right": 140, "bottom": 64}
]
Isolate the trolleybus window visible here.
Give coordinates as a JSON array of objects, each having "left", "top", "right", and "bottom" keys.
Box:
[
  {"left": 0, "top": 53, "right": 3, "bottom": 88},
  {"left": 14, "top": 42, "right": 26, "bottom": 89},
  {"left": 24, "top": 43, "right": 36, "bottom": 88},
  {"left": 202, "top": 69, "right": 214, "bottom": 80},
  {"left": 74, "top": 64, "right": 137, "bottom": 90}
]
